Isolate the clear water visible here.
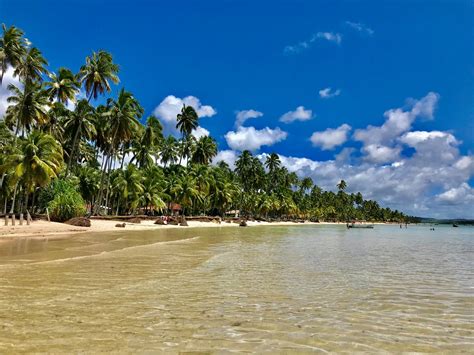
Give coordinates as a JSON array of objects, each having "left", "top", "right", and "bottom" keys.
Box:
[{"left": 0, "top": 224, "right": 473, "bottom": 352}]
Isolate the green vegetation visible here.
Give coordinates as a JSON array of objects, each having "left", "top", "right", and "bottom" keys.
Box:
[{"left": 0, "top": 24, "right": 414, "bottom": 223}]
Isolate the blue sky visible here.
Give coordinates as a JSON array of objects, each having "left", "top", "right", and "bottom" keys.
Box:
[{"left": 1, "top": 0, "right": 473, "bottom": 218}]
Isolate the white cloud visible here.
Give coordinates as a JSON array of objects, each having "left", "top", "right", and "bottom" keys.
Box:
[
  {"left": 284, "top": 31, "right": 342, "bottom": 54},
  {"left": 213, "top": 149, "right": 239, "bottom": 169},
  {"left": 235, "top": 109, "right": 263, "bottom": 128},
  {"left": 361, "top": 144, "right": 401, "bottom": 164},
  {"left": 354, "top": 92, "right": 440, "bottom": 163},
  {"left": 310, "top": 124, "right": 351, "bottom": 150},
  {"left": 316, "top": 32, "right": 342, "bottom": 44},
  {"left": 279, "top": 106, "right": 313, "bottom": 123},
  {"left": 191, "top": 126, "right": 210, "bottom": 139},
  {"left": 0, "top": 67, "right": 21, "bottom": 118},
  {"left": 345, "top": 21, "right": 374, "bottom": 36},
  {"left": 153, "top": 95, "right": 216, "bottom": 135},
  {"left": 319, "top": 87, "right": 341, "bottom": 99},
  {"left": 225, "top": 126, "right": 288, "bottom": 151},
  {"left": 436, "top": 183, "right": 474, "bottom": 205}
]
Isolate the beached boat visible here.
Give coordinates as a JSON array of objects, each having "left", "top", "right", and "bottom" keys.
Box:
[{"left": 347, "top": 222, "right": 374, "bottom": 229}]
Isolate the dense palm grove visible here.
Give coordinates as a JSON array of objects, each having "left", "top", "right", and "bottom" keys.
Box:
[{"left": 0, "top": 24, "right": 411, "bottom": 223}]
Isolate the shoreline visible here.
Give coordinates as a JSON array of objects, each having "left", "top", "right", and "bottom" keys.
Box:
[{"left": 0, "top": 218, "right": 385, "bottom": 239}]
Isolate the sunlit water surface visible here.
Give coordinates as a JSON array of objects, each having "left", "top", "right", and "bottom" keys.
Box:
[{"left": 0, "top": 225, "right": 473, "bottom": 353}]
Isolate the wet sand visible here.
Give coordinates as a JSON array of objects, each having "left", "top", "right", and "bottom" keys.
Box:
[{"left": 0, "top": 218, "right": 326, "bottom": 239}]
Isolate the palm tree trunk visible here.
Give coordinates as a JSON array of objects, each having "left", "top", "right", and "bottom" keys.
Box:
[
  {"left": 9, "top": 182, "right": 18, "bottom": 214},
  {"left": 103, "top": 154, "right": 114, "bottom": 215},
  {"left": 66, "top": 122, "right": 82, "bottom": 175}
]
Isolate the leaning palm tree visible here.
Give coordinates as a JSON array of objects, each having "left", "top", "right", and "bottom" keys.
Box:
[
  {"left": 4, "top": 82, "right": 49, "bottom": 136},
  {"left": 191, "top": 136, "right": 217, "bottom": 165},
  {"left": 14, "top": 46, "right": 48, "bottom": 84},
  {"left": 78, "top": 50, "right": 120, "bottom": 102},
  {"left": 45, "top": 67, "right": 80, "bottom": 104},
  {"left": 0, "top": 24, "right": 26, "bottom": 84}
]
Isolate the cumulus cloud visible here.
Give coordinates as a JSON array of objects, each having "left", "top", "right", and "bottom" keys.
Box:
[
  {"left": 345, "top": 21, "right": 374, "bottom": 36},
  {"left": 153, "top": 95, "right": 216, "bottom": 136},
  {"left": 192, "top": 126, "right": 210, "bottom": 139},
  {"left": 284, "top": 31, "right": 342, "bottom": 54},
  {"left": 213, "top": 149, "right": 239, "bottom": 169},
  {"left": 0, "top": 67, "right": 21, "bottom": 118},
  {"left": 436, "top": 183, "right": 474, "bottom": 205},
  {"left": 310, "top": 124, "right": 351, "bottom": 150},
  {"left": 235, "top": 109, "right": 263, "bottom": 128},
  {"left": 354, "top": 92, "right": 440, "bottom": 163},
  {"left": 225, "top": 126, "right": 288, "bottom": 152},
  {"left": 319, "top": 87, "right": 341, "bottom": 99},
  {"left": 279, "top": 106, "right": 313, "bottom": 123}
]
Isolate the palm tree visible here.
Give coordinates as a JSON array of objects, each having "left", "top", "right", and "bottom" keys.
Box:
[
  {"left": 265, "top": 153, "right": 281, "bottom": 174},
  {"left": 45, "top": 67, "right": 80, "bottom": 104},
  {"left": 171, "top": 174, "right": 200, "bottom": 216},
  {"left": 160, "top": 135, "right": 178, "bottom": 167},
  {"left": 14, "top": 46, "right": 48, "bottom": 83},
  {"left": 300, "top": 177, "right": 313, "bottom": 193},
  {"left": 63, "top": 99, "right": 96, "bottom": 174},
  {"left": 78, "top": 50, "right": 119, "bottom": 102},
  {"left": 141, "top": 167, "right": 167, "bottom": 214},
  {"left": 176, "top": 104, "right": 198, "bottom": 164},
  {"left": 0, "top": 131, "right": 63, "bottom": 213},
  {"left": 176, "top": 104, "right": 199, "bottom": 137},
  {"left": 337, "top": 179, "right": 347, "bottom": 192},
  {"left": 4, "top": 82, "right": 49, "bottom": 136},
  {"left": 112, "top": 164, "right": 143, "bottom": 214},
  {"left": 191, "top": 136, "right": 217, "bottom": 165},
  {"left": 0, "top": 24, "right": 26, "bottom": 84}
]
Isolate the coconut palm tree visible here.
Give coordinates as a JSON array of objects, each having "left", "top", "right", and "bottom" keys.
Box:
[
  {"left": 141, "top": 167, "right": 168, "bottom": 214},
  {"left": 112, "top": 164, "right": 144, "bottom": 214},
  {"left": 63, "top": 99, "right": 96, "bottom": 175},
  {"left": 0, "top": 24, "right": 26, "bottom": 84},
  {"left": 176, "top": 104, "right": 198, "bottom": 137},
  {"left": 45, "top": 67, "right": 80, "bottom": 104},
  {"left": 171, "top": 174, "right": 200, "bottom": 216},
  {"left": 14, "top": 46, "right": 48, "bottom": 84},
  {"left": 0, "top": 131, "right": 63, "bottom": 213},
  {"left": 191, "top": 136, "right": 217, "bottom": 165},
  {"left": 265, "top": 153, "right": 281, "bottom": 174},
  {"left": 337, "top": 179, "right": 347, "bottom": 192},
  {"left": 160, "top": 135, "right": 178, "bottom": 168},
  {"left": 4, "top": 82, "right": 49, "bottom": 136},
  {"left": 78, "top": 50, "right": 119, "bottom": 102}
]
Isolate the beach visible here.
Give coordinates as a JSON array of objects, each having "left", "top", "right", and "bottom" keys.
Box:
[{"left": 0, "top": 217, "right": 329, "bottom": 239}]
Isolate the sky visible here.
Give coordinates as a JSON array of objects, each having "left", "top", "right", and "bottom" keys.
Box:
[{"left": 1, "top": 0, "right": 473, "bottom": 218}]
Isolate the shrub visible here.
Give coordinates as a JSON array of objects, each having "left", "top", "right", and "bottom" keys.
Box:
[{"left": 39, "top": 178, "right": 86, "bottom": 222}]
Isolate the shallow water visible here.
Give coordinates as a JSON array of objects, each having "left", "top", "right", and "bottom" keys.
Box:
[{"left": 0, "top": 224, "right": 473, "bottom": 353}]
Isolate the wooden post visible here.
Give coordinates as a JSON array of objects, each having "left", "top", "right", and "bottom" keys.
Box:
[
  {"left": 26, "top": 211, "right": 31, "bottom": 225},
  {"left": 4, "top": 215, "right": 7, "bottom": 226},
  {"left": 46, "top": 208, "right": 50, "bottom": 222},
  {"left": 11, "top": 214, "right": 15, "bottom": 226},
  {"left": 19, "top": 213, "right": 24, "bottom": 225}
]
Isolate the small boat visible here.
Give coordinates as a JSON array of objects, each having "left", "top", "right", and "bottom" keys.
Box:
[
  {"left": 452, "top": 223, "right": 459, "bottom": 227},
  {"left": 346, "top": 222, "right": 374, "bottom": 229}
]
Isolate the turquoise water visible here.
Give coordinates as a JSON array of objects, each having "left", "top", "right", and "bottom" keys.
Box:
[{"left": 0, "top": 224, "right": 472, "bottom": 352}]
